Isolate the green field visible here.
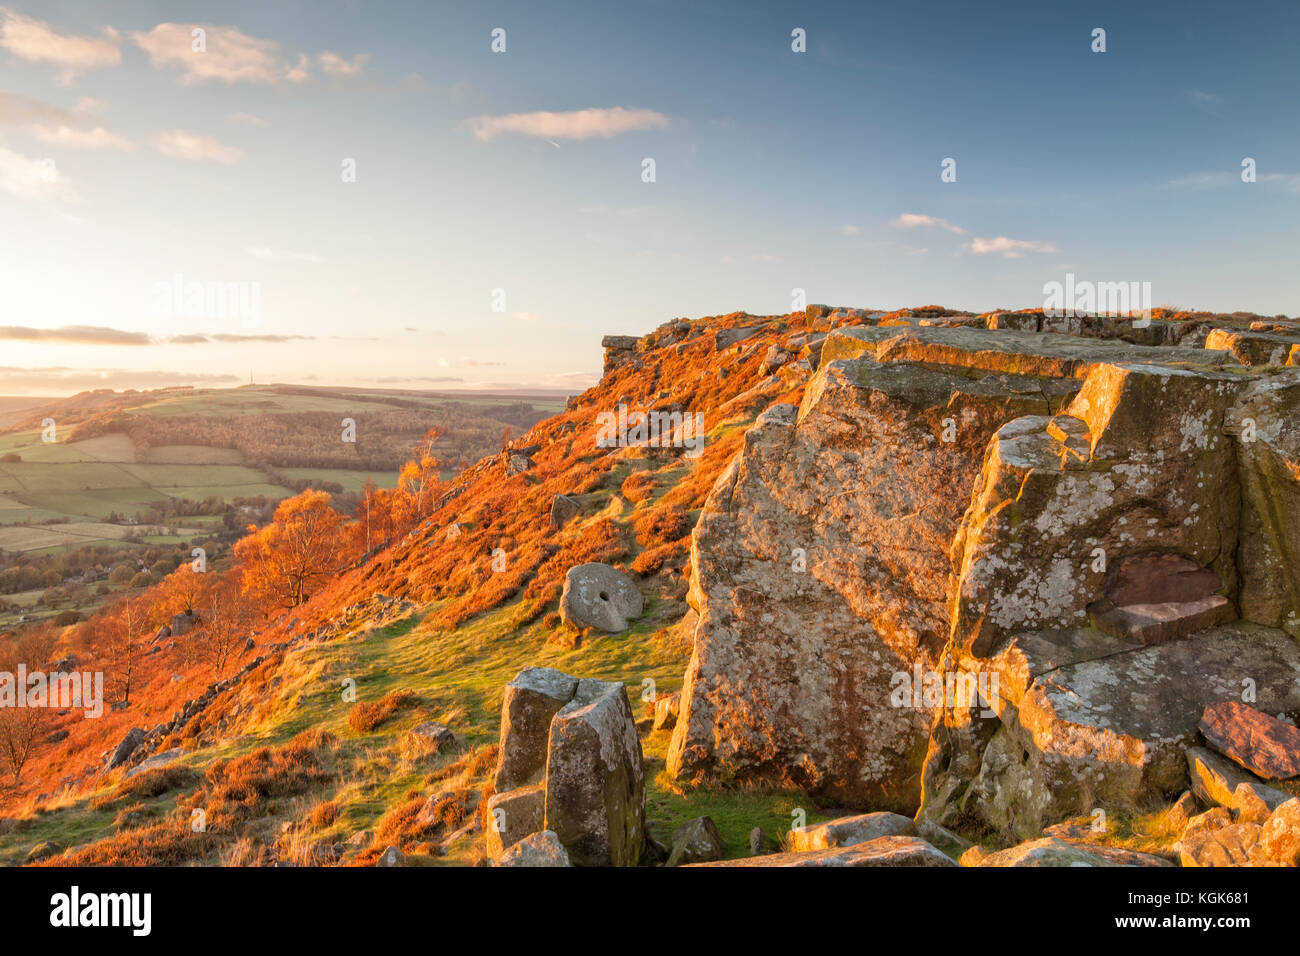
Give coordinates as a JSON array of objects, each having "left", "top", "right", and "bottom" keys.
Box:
[{"left": 0, "top": 383, "right": 561, "bottom": 536}]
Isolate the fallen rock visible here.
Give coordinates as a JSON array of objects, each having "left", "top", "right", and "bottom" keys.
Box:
[
  {"left": 666, "top": 816, "right": 724, "bottom": 866},
  {"left": 652, "top": 692, "right": 679, "bottom": 732},
  {"left": 496, "top": 829, "right": 571, "bottom": 867},
  {"left": 789, "top": 812, "right": 916, "bottom": 852},
  {"left": 1179, "top": 809, "right": 1265, "bottom": 867},
  {"left": 1199, "top": 701, "right": 1300, "bottom": 780},
  {"left": 559, "top": 562, "right": 644, "bottom": 633},
  {"left": 484, "top": 784, "right": 544, "bottom": 860},
  {"left": 550, "top": 494, "right": 580, "bottom": 529},
  {"left": 25, "top": 841, "right": 62, "bottom": 864},
  {"left": 1186, "top": 746, "right": 1292, "bottom": 817},
  {"left": 407, "top": 721, "right": 457, "bottom": 754},
  {"left": 376, "top": 846, "right": 407, "bottom": 867},
  {"left": 916, "top": 819, "right": 974, "bottom": 858},
  {"left": 105, "top": 727, "right": 145, "bottom": 771},
  {"left": 748, "top": 826, "right": 776, "bottom": 856},
  {"left": 688, "top": 835, "right": 956, "bottom": 867}
]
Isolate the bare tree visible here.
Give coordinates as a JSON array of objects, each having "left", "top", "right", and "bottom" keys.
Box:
[
  {"left": 195, "top": 584, "right": 250, "bottom": 678},
  {"left": 0, "top": 706, "right": 46, "bottom": 786}
]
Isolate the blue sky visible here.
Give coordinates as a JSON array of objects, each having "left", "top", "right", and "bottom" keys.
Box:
[{"left": 0, "top": 0, "right": 1296, "bottom": 395}]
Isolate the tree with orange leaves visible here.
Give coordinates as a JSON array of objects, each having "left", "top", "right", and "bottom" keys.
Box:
[
  {"left": 234, "top": 489, "right": 347, "bottom": 611},
  {"left": 389, "top": 427, "right": 447, "bottom": 533}
]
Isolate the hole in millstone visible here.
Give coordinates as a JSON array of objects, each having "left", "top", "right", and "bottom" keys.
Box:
[{"left": 598, "top": 591, "right": 610, "bottom": 601}]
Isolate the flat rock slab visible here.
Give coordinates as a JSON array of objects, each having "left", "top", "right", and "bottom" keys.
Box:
[
  {"left": 687, "top": 835, "right": 956, "bottom": 867},
  {"left": 1199, "top": 701, "right": 1300, "bottom": 780},
  {"left": 788, "top": 812, "right": 916, "bottom": 852},
  {"left": 978, "top": 837, "right": 1124, "bottom": 867}
]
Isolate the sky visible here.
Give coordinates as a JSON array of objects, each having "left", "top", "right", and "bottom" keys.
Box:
[{"left": 0, "top": 0, "right": 1296, "bottom": 396}]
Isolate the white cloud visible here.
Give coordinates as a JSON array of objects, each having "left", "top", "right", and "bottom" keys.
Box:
[
  {"left": 966, "top": 236, "right": 1057, "bottom": 258},
  {"left": 134, "top": 23, "right": 300, "bottom": 85},
  {"left": 840, "top": 224, "right": 860, "bottom": 236},
  {"left": 227, "top": 111, "right": 267, "bottom": 127},
  {"left": 32, "top": 124, "right": 130, "bottom": 149},
  {"left": 0, "top": 144, "right": 70, "bottom": 199},
  {"left": 150, "top": 130, "right": 242, "bottom": 164},
  {"left": 468, "top": 107, "right": 669, "bottom": 141},
  {"left": 317, "top": 50, "right": 368, "bottom": 77},
  {"left": 891, "top": 213, "right": 965, "bottom": 234},
  {"left": 0, "top": 8, "right": 121, "bottom": 84}
]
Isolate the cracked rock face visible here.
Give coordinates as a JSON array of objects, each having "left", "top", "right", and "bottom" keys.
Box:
[
  {"left": 669, "top": 321, "right": 1300, "bottom": 824},
  {"left": 669, "top": 347, "right": 1066, "bottom": 810}
]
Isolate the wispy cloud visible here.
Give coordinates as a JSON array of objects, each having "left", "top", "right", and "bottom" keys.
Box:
[
  {"left": 150, "top": 129, "right": 242, "bottom": 164},
  {"left": 0, "top": 325, "right": 147, "bottom": 345},
  {"left": 966, "top": 236, "right": 1057, "bottom": 258},
  {"left": 1188, "top": 89, "right": 1227, "bottom": 116},
  {"left": 1167, "top": 170, "right": 1300, "bottom": 193},
  {"left": 468, "top": 106, "right": 669, "bottom": 142},
  {"left": 0, "top": 366, "right": 240, "bottom": 392},
  {"left": 227, "top": 111, "right": 267, "bottom": 127},
  {"left": 317, "top": 50, "right": 368, "bottom": 78},
  {"left": 893, "top": 212, "right": 1053, "bottom": 258},
  {"left": 0, "top": 325, "right": 319, "bottom": 346},
  {"left": 32, "top": 124, "right": 130, "bottom": 149},
  {"left": 891, "top": 213, "right": 965, "bottom": 234},
  {"left": 0, "top": 90, "right": 129, "bottom": 149},
  {"left": 134, "top": 23, "right": 306, "bottom": 86},
  {"left": 0, "top": 7, "right": 121, "bottom": 85},
  {"left": 839, "top": 224, "right": 860, "bottom": 236}
]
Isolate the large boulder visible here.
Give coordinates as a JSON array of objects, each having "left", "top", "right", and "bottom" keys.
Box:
[
  {"left": 545, "top": 678, "right": 645, "bottom": 867},
  {"left": 490, "top": 669, "right": 646, "bottom": 867},
  {"left": 493, "top": 668, "right": 578, "bottom": 792},
  {"left": 559, "top": 563, "right": 644, "bottom": 633},
  {"left": 1186, "top": 746, "right": 1291, "bottom": 818}
]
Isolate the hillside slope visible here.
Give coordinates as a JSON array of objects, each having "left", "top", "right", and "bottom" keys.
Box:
[{"left": 3, "top": 304, "right": 1299, "bottom": 868}]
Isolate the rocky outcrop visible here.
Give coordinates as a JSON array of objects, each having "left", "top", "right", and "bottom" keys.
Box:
[{"left": 489, "top": 668, "right": 645, "bottom": 866}]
